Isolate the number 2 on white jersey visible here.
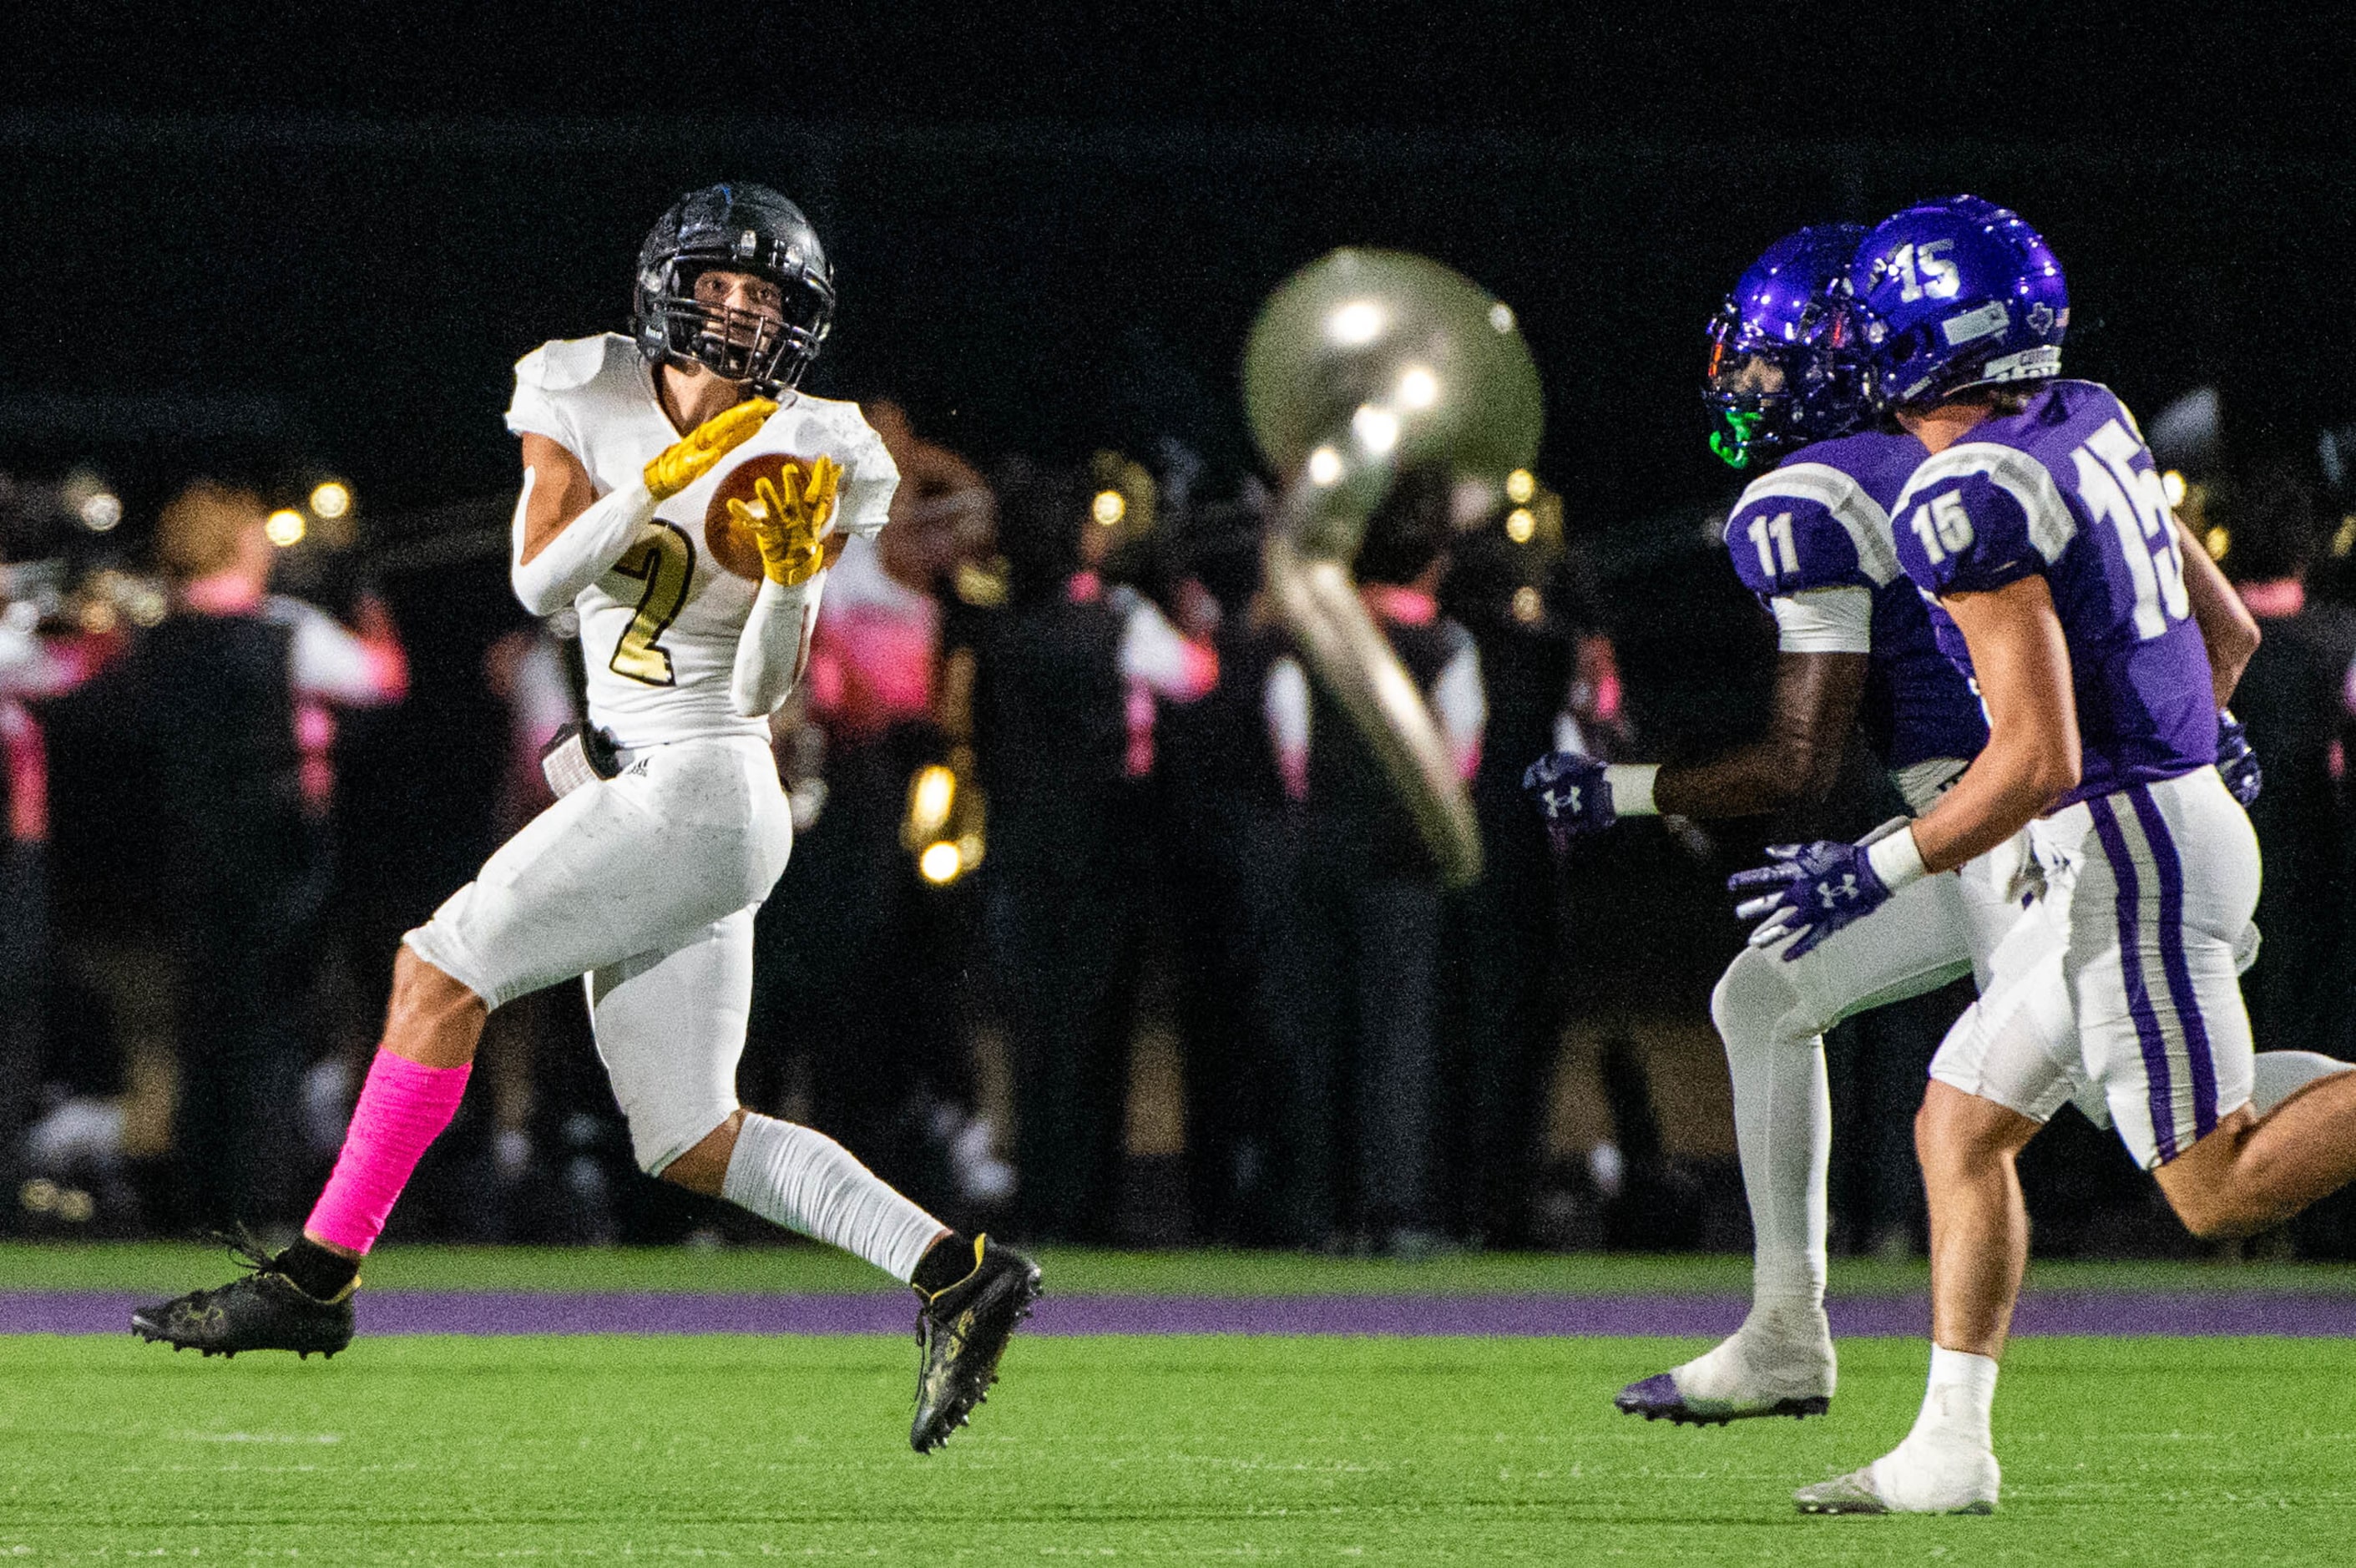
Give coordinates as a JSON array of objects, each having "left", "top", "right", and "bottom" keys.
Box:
[
  {"left": 1747, "top": 511, "right": 1798, "bottom": 580},
  {"left": 609, "top": 523, "right": 695, "bottom": 685}
]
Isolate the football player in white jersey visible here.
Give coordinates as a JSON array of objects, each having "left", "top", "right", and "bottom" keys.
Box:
[{"left": 135, "top": 185, "right": 1039, "bottom": 1454}]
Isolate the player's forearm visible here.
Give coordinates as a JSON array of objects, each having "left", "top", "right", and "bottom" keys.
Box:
[
  {"left": 509, "top": 473, "right": 659, "bottom": 617},
  {"left": 730, "top": 574, "right": 825, "bottom": 717},
  {"left": 1905, "top": 725, "right": 2075, "bottom": 873},
  {"left": 1651, "top": 648, "right": 1861, "bottom": 818},
  {"left": 2175, "top": 516, "right": 2259, "bottom": 706},
  {"left": 1653, "top": 732, "right": 1843, "bottom": 819}
]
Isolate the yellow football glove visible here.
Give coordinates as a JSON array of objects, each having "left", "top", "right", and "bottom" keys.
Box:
[
  {"left": 726, "top": 455, "right": 842, "bottom": 586},
  {"left": 642, "top": 396, "right": 778, "bottom": 501}
]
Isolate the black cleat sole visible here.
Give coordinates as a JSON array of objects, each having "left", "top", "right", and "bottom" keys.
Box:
[{"left": 1616, "top": 1393, "right": 1831, "bottom": 1426}]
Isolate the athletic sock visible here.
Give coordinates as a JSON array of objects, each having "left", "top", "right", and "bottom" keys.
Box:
[
  {"left": 720, "top": 1113, "right": 945, "bottom": 1283},
  {"left": 274, "top": 1237, "right": 360, "bottom": 1302},
  {"left": 1906, "top": 1345, "right": 1998, "bottom": 1451},
  {"left": 1715, "top": 967, "right": 1832, "bottom": 1307},
  {"left": 911, "top": 1232, "right": 981, "bottom": 1297},
  {"left": 304, "top": 1050, "right": 473, "bottom": 1257}
]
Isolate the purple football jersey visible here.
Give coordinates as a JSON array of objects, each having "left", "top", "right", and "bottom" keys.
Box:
[
  {"left": 1888, "top": 380, "right": 2216, "bottom": 806},
  {"left": 1724, "top": 427, "right": 1989, "bottom": 772}
]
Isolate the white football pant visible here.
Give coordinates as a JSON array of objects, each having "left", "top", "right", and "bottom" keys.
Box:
[{"left": 405, "top": 735, "right": 793, "bottom": 1174}]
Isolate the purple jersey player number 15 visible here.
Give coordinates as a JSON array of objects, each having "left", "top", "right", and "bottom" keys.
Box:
[{"left": 1888, "top": 379, "right": 2216, "bottom": 804}]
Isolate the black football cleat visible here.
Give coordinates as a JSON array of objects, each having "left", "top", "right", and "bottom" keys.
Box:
[
  {"left": 130, "top": 1232, "right": 356, "bottom": 1360},
  {"left": 909, "top": 1235, "right": 1040, "bottom": 1453}
]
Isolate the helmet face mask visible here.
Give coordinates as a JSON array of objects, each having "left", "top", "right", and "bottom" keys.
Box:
[
  {"left": 632, "top": 184, "right": 836, "bottom": 395},
  {"left": 1703, "top": 224, "right": 1872, "bottom": 471}
]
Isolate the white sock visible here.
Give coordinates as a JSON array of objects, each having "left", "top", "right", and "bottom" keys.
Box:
[
  {"left": 2252, "top": 1051, "right": 2354, "bottom": 1116},
  {"left": 1711, "top": 950, "right": 1832, "bottom": 1307},
  {"left": 720, "top": 1114, "right": 944, "bottom": 1282},
  {"left": 1905, "top": 1346, "right": 1998, "bottom": 1451}
]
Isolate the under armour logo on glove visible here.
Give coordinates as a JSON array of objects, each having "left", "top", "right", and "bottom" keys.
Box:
[
  {"left": 2216, "top": 708, "right": 2262, "bottom": 807},
  {"left": 1729, "top": 839, "right": 1893, "bottom": 960},
  {"left": 1522, "top": 751, "right": 1612, "bottom": 851}
]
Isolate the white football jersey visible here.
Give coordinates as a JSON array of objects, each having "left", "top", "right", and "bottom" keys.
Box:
[{"left": 505, "top": 332, "right": 898, "bottom": 747}]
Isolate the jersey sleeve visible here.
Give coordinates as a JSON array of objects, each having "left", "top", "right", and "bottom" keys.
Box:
[
  {"left": 505, "top": 339, "right": 597, "bottom": 454},
  {"left": 831, "top": 410, "right": 902, "bottom": 539},
  {"left": 1723, "top": 493, "right": 1871, "bottom": 601},
  {"left": 1891, "top": 462, "right": 2047, "bottom": 599}
]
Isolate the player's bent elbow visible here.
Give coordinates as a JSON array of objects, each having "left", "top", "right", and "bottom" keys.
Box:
[
  {"left": 510, "top": 566, "right": 569, "bottom": 620},
  {"left": 2024, "top": 742, "right": 2080, "bottom": 810},
  {"left": 1756, "top": 732, "right": 1842, "bottom": 810}
]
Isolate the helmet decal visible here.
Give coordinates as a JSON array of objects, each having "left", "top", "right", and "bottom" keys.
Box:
[{"left": 1848, "top": 195, "right": 2067, "bottom": 411}]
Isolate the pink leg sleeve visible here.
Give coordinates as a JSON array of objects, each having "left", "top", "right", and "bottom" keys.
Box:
[{"left": 304, "top": 1050, "right": 473, "bottom": 1255}]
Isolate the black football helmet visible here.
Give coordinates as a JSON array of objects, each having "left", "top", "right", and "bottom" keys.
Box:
[{"left": 631, "top": 183, "right": 835, "bottom": 395}]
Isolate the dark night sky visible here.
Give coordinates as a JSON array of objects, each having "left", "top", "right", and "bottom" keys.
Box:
[{"left": 2, "top": 4, "right": 2348, "bottom": 527}]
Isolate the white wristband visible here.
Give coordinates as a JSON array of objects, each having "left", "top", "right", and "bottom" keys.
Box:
[
  {"left": 1865, "top": 824, "right": 1929, "bottom": 891},
  {"left": 1605, "top": 763, "right": 1660, "bottom": 817}
]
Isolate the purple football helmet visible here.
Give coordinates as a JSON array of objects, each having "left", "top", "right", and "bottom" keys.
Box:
[
  {"left": 1703, "top": 224, "right": 1872, "bottom": 470},
  {"left": 1848, "top": 196, "right": 2068, "bottom": 410}
]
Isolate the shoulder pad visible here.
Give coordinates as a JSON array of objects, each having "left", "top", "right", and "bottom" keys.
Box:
[{"left": 516, "top": 333, "right": 628, "bottom": 394}]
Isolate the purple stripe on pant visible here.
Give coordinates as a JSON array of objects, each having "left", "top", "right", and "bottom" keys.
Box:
[
  {"left": 2087, "top": 794, "right": 2179, "bottom": 1161},
  {"left": 2127, "top": 783, "right": 2220, "bottom": 1145}
]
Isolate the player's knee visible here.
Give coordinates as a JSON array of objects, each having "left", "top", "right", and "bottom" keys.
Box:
[
  {"left": 2166, "top": 1184, "right": 2267, "bottom": 1242},
  {"left": 1915, "top": 1081, "right": 2033, "bottom": 1176},
  {"left": 1711, "top": 947, "right": 1808, "bottom": 1061},
  {"left": 647, "top": 1107, "right": 744, "bottom": 1190},
  {"left": 392, "top": 943, "right": 485, "bottom": 1022}
]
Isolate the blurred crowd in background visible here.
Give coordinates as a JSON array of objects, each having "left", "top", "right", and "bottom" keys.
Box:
[{"left": 3, "top": 388, "right": 2354, "bottom": 1261}]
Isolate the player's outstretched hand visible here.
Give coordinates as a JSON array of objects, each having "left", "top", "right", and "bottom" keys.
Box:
[
  {"left": 1522, "top": 751, "right": 1613, "bottom": 850},
  {"left": 726, "top": 456, "right": 841, "bottom": 586},
  {"left": 1728, "top": 838, "right": 1892, "bottom": 960},
  {"left": 2216, "top": 708, "right": 2262, "bottom": 807},
  {"left": 643, "top": 396, "right": 779, "bottom": 500}
]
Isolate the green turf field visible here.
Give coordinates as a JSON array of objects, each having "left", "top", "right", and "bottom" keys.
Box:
[
  {"left": 8, "top": 1247, "right": 2356, "bottom": 1561},
  {"left": 8, "top": 1239, "right": 2356, "bottom": 1296},
  {"left": 3, "top": 1331, "right": 2354, "bottom": 1561}
]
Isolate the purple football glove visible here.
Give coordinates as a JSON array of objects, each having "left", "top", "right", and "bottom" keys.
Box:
[
  {"left": 1727, "top": 838, "right": 1893, "bottom": 960},
  {"left": 1523, "top": 751, "right": 1612, "bottom": 849},
  {"left": 2216, "top": 708, "right": 2261, "bottom": 807}
]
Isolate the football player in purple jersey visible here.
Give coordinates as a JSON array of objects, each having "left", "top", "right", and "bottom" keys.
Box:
[
  {"left": 1528, "top": 226, "right": 2038, "bottom": 1426},
  {"left": 1747, "top": 197, "right": 2356, "bottom": 1515}
]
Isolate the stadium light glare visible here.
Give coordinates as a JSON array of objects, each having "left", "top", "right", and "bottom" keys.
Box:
[
  {"left": 1396, "top": 365, "right": 1438, "bottom": 409},
  {"left": 1351, "top": 403, "right": 1400, "bottom": 456},
  {"left": 908, "top": 765, "right": 955, "bottom": 836},
  {"left": 1510, "top": 585, "right": 1544, "bottom": 624},
  {"left": 2161, "top": 469, "right": 2188, "bottom": 508},
  {"left": 1091, "top": 489, "right": 1126, "bottom": 527},
  {"left": 2204, "top": 526, "right": 2230, "bottom": 561},
  {"left": 311, "top": 480, "right": 353, "bottom": 519},
  {"left": 265, "top": 509, "right": 307, "bottom": 548},
  {"left": 1307, "top": 446, "right": 1343, "bottom": 486},
  {"left": 1504, "top": 468, "right": 1536, "bottom": 504},
  {"left": 919, "top": 842, "right": 962, "bottom": 883},
  {"left": 1327, "top": 300, "right": 1384, "bottom": 346},
  {"left": 1505, "top": 508, "right": 1536, "bottom": 544},
  {"left": 78, "top": 493, "right": 123, "bottom": 532}
]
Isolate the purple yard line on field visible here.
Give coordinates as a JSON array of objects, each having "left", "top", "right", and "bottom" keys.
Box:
[{"left": 13, "top": 1290, "right": 2356, "bottom": 1338}]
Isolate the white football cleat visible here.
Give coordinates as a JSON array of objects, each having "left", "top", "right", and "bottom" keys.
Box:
[
  {"left": 1796, "top": 1440, "right": 1999, "bottom": 1515},
  {"left": 1615, "top": 1305, "right": 1836, "bottom": 1424}
]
